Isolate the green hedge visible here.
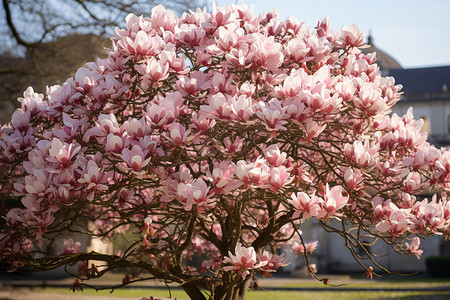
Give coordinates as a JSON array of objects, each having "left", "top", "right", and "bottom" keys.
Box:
[{"left": 425, "top": 256, "right": 450, "bottom": 278}]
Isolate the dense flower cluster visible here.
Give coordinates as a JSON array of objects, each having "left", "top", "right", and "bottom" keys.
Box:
[{"left": 0, "top": 3, "right": 449, "bottom": 300}]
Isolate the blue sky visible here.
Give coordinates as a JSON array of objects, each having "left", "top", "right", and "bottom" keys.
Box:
[{"left": 214, "top": 0, "right": 450, "bottom": 69}]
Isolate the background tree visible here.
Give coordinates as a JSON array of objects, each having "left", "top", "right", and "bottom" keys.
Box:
[
  {"left": 1, "top": 4, "right": 449, "bottom": 300},
  {"left": 0, "top": 0, "right": 209, "bottom": 123}
]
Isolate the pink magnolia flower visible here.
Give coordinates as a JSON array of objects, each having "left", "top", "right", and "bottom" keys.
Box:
[
  {"left": 354, "top": 83, "right": 389, "bottom": 117},
  {"left": 17, "top": 170, "right": 52, "bottom": 196},
  {"left": 345, "top": 140, "right": 378, "bottom": 167},
  {"left": 175, "top": 23, "right": 206, "bottom": 46},
  {"left": 318, "top": 184, "right": 349, "bottom": 218},
  {"left": 230, "top": 95, "right": 255, "bottom": 121},
  {"left": 61, "top": 239, "right": 81, "bottom": 255},
  {"left": 410, "top": 196, "right": 446, "bottom": 234},
  {"left": 344, "top": 167, "right": 363, "bottom": 190},
  {"left": 121, "top": 145, "right": 151, "bottom": 172},
  {"left": 256, "top": 98, "right": 289, "bottom": 131},
  {"left": 209, "top": 162, "right": 242, "bottom": 193},
  {"left": 150, "top": 5, "right": 178, "bottom": 32},
  {"left": 222, "top": 243, "right": 264, "bottom": 279},
  {"left": 335, "top": 78, "right": 356, "bottom": 102},
  {"left": 403, "top": 172, "right": 425, "bottom": 193},
  {"left": 91, "top": 74, "right": 128, "bottom": 101},
  {"left": 315, "top": 16, "right": 330, "bottom": 37},
  {"left": 175, "top": 71, "right": 209, "bottom": 96},
  {"left": 223, "top": 136, "right": 244, "bottom": 154},
  {"left": 339, "top": 24, "right": 365, "bottom": 48},
  {"left": 124, "top": 117, "right": 151, "bottom": 139},
  {"left": 177, "top": 178, "right": 212, "bottom": 211},
  {"left": 260, "top": 251, "right": 289, "bottom": 274},
  {"left": 249, "top": 35, "right": 284, "bottom": 71},
  {"left": 236, "top": 157, "right": 270, "bottom": 187},
  {"left": 305, "top": 35, "right": 332, "bottom": 65},
  {"left": 291, "top": 241, "right": 318, "bottom": 256},
  {"left": 146, "top": 101, "right": 176, "bottom": 127},
  {"left": 77, "top": 159, "right": 109, "bottom": 200},
  {"left": 225, "top": 39, "right": 252, "bottom": 68},
  {"left": 18, "top": 86, "right": 46, "bottom": 117},
  {"left": 372, "top": 197, "right": 398, "bottom": 220},
  {"left": 200, "top": 92, "right": 234, "bottom": 120},
  {"left": 289, "top": 192, "right": 322, "bottom": 220},
  {"left": 268, "top": 166, "right": 292, "bottom": 191},
  {"left": 163, "top": 122, "right": 191, "bottom": 146},
  {"left": 214, "top": 26, "right": 241, "bottom": 52},
  {"left": 106, "top": 133, "right": 127, "bottom": 153},
  {"left": 116, "top": 30, "right": 163, "bottom": 58},
  {"left": 285, "top": 37, "right": 311, "bottom": 64},
  {"left": 191, "top": 112, "right": 216, "bottom": 133},
  {"left": 404, "top": 237, "right": 423, "bottom": 259},
  {"left": 135, "top": 57, "right": 169, "bottom": 84},
  {"left": 305, "top": 241, "right": 319, "bottom": 253},
  {"left": 403, "top": 147, "right": 440, "bottom": 171},
  {"left": 302, "top": 118, "right": 326, "bottom": 142},
  {"left": 52, "top": 113, "right": 86, "bottom": 140},
  {"left": 376, "top": 209, "right": 411, "bottom": 239},
  {"left": 83, "top": 113, "right": 120, "bottom": 142},
  {"left": 306, "top": 263, "right": 318, "bottom": 277},
  {"left": 48, "top": 138, "right": 80, "bottom": 165},
  {"left": 263, "top": 144, "right": 287, "bottom": 167}
]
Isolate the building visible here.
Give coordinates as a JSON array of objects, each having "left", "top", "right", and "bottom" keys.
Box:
[
  {"left": 388, "top": 66, "right": 450, "bottom": 147},
  {"left": 0, "top": 34, "right": 109, "bottom": 124}
]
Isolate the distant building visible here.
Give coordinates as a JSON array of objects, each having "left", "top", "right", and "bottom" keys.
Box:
[
  {"left": 0, "top": 34, "right": 109, "bottom": 124},
  {"left": 362, "top": 35, "right": 450, "bottom": 147},
  {"left": 388, "top": 66, "right": 450, "bottom": 147}
]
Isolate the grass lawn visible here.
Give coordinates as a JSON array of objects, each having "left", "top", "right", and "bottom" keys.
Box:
[
  {"left": 41, "top": 285, "right": 450, "bottom": 300},
  {"left": 277, "top": 279, "right": 450, "bottom": 289}
]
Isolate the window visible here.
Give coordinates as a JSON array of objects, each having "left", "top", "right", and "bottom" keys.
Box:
[{"left": 420, "top": 115, "right": 430, "bottom": 134}]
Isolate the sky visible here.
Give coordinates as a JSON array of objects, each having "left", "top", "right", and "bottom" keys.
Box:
[{"left": 215, "top": 0, "right": 450, "bottom": 69}]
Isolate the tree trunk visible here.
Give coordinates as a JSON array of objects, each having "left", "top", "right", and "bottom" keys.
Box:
[
  {"left": 182, "top": 283, "right": 207, "bottom": 300},
  {"left": 212, "top": 281, "right": 251, "bottom": 300}
]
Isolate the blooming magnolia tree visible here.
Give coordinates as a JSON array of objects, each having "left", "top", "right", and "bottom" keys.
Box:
[{"left": 1, "top": 4, "right": 450, "bottom": 300}]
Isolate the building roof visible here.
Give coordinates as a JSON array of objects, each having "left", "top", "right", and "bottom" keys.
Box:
[
  {"left": 361, "top": 34, "right": 402, "bottom": 73},
  {"left": 388, "top": 66, "right": 450, "bottom": 95}
]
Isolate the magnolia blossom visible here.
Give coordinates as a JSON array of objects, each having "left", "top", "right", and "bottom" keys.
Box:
[
  {"left": 318, "top": 184, "right": 349, "bottom": 218},
  {"left": 177, "top": 178, "right": 212, "bottom": 211},
  {"left": 121, "top": 145, "right": 151, "bottom": 172},
  {"left": 61, "top": 239, "right": 81, "bottom": 255},
  {"left": 47, "top": 138, "right": 80, "bottom": 165},
  {"left": 260, "top": 252, "right": 289, "bottom": 274},
  {"left": 404, "top": 237, "right": 423, "bottom": 259},
  {"left": 77, "top": 159, "right": 109, "bottom": 200},
  {"left": 256, "top": 98, "right": 289, "bottom": 131},
  {"left": 289, "top": 192, "right": 322, "bottom": 220},
  {"left": 343, "top": 167, "right": 363, "bottom": 189},
  {"left": 223, "top": 243, "right": 264, "bottom": 279},
  {"left": 376, "top": 209, "right": 411, "bottom": 238},
  {"left": 263, "top": 144, "right": 287, "bottom": 167}
]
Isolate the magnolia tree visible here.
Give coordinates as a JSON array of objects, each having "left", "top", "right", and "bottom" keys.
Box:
[{"left": 1, "top": 3, "right": 450, "bottom": 300}]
